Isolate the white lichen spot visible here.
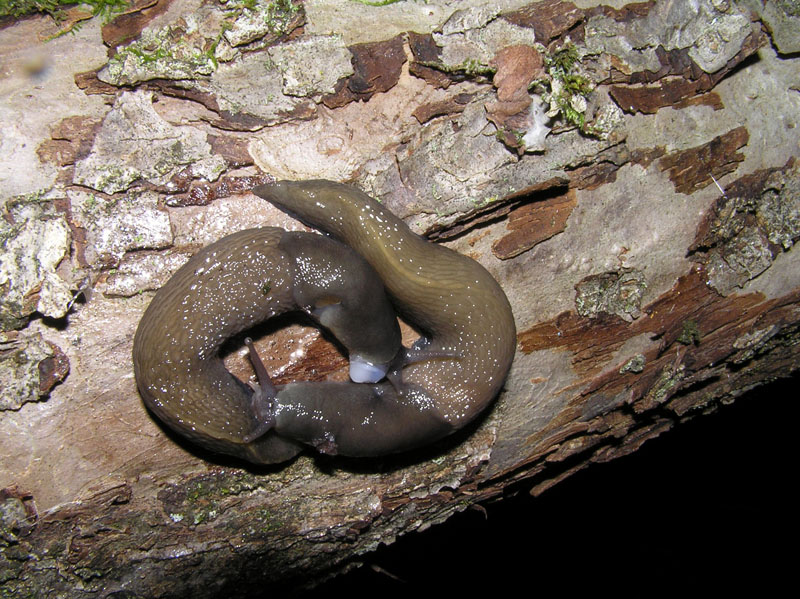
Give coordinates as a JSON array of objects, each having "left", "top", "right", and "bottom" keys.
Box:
[
  {"left": 69, "top": 189, "right": 172, "bottom": 267},
  {"left": 267, "top": 35, "right": 354, "bottom": 97},
  {"left": 0, "top": 333, "right": 60, "bottom": 410},
  {"left": 74, "top": 91, "right": 218, "bottom": 194},
  {"left": 0, "top": 201, "right": 72, "bottom": 322}
]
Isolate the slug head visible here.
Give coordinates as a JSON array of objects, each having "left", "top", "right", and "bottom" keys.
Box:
[{"left": 278, "top": 230, "right": 402, "bottom": 381}]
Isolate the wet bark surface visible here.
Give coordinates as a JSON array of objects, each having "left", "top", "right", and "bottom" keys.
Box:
[{"left": 2, "top": 1, "right": 799, "bottom": 596}]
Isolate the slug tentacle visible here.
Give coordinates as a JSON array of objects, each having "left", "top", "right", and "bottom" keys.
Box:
[
  {"left": 242, "top": 337, "right": 276, "bottom": 443},
  {"left": 133, "top": 181, "right": 516, "bottom": 464}
]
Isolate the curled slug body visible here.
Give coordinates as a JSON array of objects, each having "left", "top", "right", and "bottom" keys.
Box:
[{"left": 133, "top": 181, "right": 516, "bottom": 464}]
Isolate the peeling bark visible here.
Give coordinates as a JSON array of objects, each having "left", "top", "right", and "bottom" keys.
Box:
[{"left": 2, "top": 1, "right": 800, "bottom": 597}]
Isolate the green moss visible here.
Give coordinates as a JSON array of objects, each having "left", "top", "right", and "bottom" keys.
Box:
[
  {"left": 430, "top": 183, "right": 442, "bottom": 203},
  {"left": 418, "top": 57, "right": 496, "bottom": 79},
  {"left": 103, "top": 20, "right": 219, "bottom": 84},
  {"left": 562, "top": 72, "right": 592, "bottom": 96},
  {"left": 264, "top": 0, "right": 299, "bottom": 34},
  {"left": 539, "top": 42, "right": 600, "bottom": 136},
  {"left": 549, "top": 44, "right": 579, "bottom": 74},
  {"left": 226, "top": 0, "right": 258, "bottom": 10},
  {"left": 219, "top": 0, "right": 300, "bottom": 37},
  {"left": 472, "top": 195, "right": 499, "bottom": 208},
  {"left": 1, "top": 0, "right": 70, "bottom": 18},
  {"left": 250, "top": 507, "right": 285, "bottom": 535},
  {"left": 126, "top": 45, "right": 169, "bottom": 64},
  {"left": 82, "top": 194, "right": 97, "bottom": 211},
  {"left": 0, "top": 0, "right": 129, "bottom": 27},
  {"left": 207, "top": 21, "right": 233, "bottom": 69},
  {"left": 455, "top": 57, "right": 496, "bottom": 77},
  {"left": 559, "top": 100, "right": 585, "bottom": 128},
  {"left": 92, "top": 164, "right": 138, "bottom": 193}
]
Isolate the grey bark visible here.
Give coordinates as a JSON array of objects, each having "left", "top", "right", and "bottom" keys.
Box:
[{"left": 2, "top": 1, "right": 800, "bottom": 596}]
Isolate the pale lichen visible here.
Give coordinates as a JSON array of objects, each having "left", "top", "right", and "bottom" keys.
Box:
[
  {"left": 207, "top": 51, "right": 311, "bottom": 122},
  {"left": 222, "top": 0, "right": 302, "bottom": 47},
  {"left": 640, "top": 364, "right": 686, "bottom": 409},
  {"left": 99, "top": 11, "right": 220, "bottom": 86},
  {"left": 104, "top": 252, "right": 190, "bottom": 297},
  {"left": 701, "top": 163, "right": 800, "bottom": 295},
  {"left": 706, "top": 228, "right": 773, "bottom": 294},
  {"left": 741, "top": 0, "right": 800, "bottom": 54},
  {"left": 757, "top": 169, "right": 800, "bottom": 250},
  {"left": 69, "top": 190, "right": 172, "bottom": 267},
  {"left": 95, "top": 0, "right": 304, "bottom": 86},
  {"left": 0, "top": 333, "right": 60, "bottom": 410},
  {"left": 575, "top": 269, "right": 648, "bottom": 322},
  {"left": 0, "top": 195, "right": 72, "bottom": 329},
  {"left": 267, "top": 35, "right": 354, "bottom": 97},
  {"left": 677, "top": 319, "right": 702, "bottom": 346},
  {"left": 584, "top": 0, "right": 753, "bottom": 74},
  {"left": 620, "top": 354, "right": 646, "bottom": 374},
  {"left": 73, "top": 91, "right": 224, "bottom": 194}
]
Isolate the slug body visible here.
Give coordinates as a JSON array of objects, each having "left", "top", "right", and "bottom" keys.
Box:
[{"left": 133, "top": 181, "right": 515, "bottom": 464}]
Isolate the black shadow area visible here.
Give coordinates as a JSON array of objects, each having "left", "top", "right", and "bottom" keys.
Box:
[{"left": 296, "top": 373, "right": 798, "bottom": 595}]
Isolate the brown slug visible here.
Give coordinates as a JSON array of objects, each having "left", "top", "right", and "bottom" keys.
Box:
[{"left": 132, "top": 180, "right": 516, "bottom": 464}]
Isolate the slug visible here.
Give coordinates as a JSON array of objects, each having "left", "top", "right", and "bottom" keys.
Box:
[{"left": 132, "top": 180, "right": 516, "bottom": 464}]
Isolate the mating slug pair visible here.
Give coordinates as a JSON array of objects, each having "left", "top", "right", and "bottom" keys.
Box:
[{"left": 132, "top": 181, "right": 516, "bottom": 464}]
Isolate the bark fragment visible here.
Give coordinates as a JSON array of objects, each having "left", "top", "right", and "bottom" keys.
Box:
[
  {"left": 322, "top": 36, "right": 406, "bottom": 108},
  {"left": 607, "top": 28, "right": 766, "bottom": 114},
  {"left": 412, "top": 92, "right": 475, "bottom": 124},
  {"left": 485, "top": 45, "right": 546, "bottom": 153},
  {"left": 0, "top": 333, "right": 69, "bottom": 409},
  {"left": 658, "top": 126, "right": 749, "bottom": 195},
  {"left": 502, "top": 0, "right": 584, "bottom": 44},
  {"left": 0, "top": 199, "right": 72, "bottom": 328},
  {"left": 408, "top": 31, "right": 454, "bottom": 89},
  {"left": 36, "top": 116, "right": 102, "bottom": 168},
  {"left": 72, "top": 91, "right": 225, "bottom": 195},
  {"left": 491, "top": 189, "right": 576, "bottom": 259},
  {"left": 690, "top": 159, "right": 800, "bottom": 295},
  {"left": 101, "top": 0, "right": 172, "bottom": 50},
  {"left": 574, "top": 269, "right": 647, "bottom": 322}
]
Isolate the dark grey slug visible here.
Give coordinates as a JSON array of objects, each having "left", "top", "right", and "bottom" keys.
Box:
[{"left": 132, "top": 180, "right": 516, "bottom": 464}]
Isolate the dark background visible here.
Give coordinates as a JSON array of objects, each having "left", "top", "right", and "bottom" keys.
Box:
[{"left": 304, "top": 373, "right": 797, "bottom": 594}]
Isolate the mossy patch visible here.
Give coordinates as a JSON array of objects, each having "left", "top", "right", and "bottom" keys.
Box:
[{"left": 0, "top": 0, "right": 127, "bottom": 20}]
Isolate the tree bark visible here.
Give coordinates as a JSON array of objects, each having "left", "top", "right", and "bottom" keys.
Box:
[{"left": 2, "top": 1, "right": 799, "bottom": 596}]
